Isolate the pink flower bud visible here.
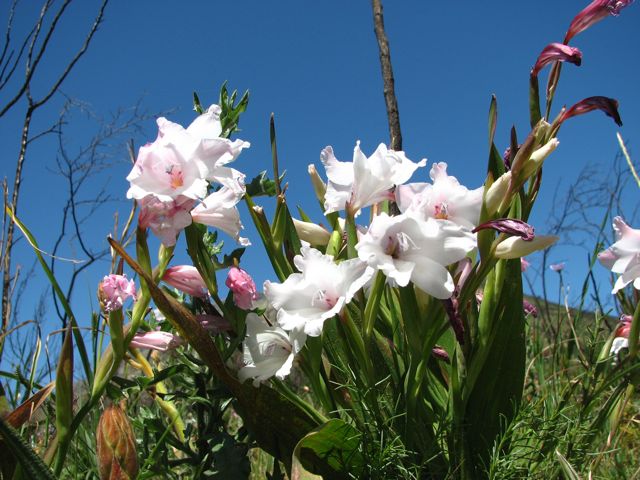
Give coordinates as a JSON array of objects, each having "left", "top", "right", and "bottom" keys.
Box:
[
  {"left": 560, "top": 96, "right": 623, "bottom": 127},
  {"left": 564, "top": 0, "right": 634, "bottom": 44},
  {"left": 162, "top": 265, "right": 208, "bottom": 298},
  {"left": 98, "top": 274, "right": 136, "bottom": 312},
  {"left": 531, "top": 43, "right": 582, "bottom": 77},
  {"left": 129, "top": 331, "right": 184, "bottom": 352},
  {"left": 549, "top": 262, "right": 566, "bottom": 272},
  {"left": 226, "top": 267, "right": 258, "bottom": 310},
  {"left": 521, "top": 258, "right": 531, "bottom": 272},
  {"left": 616, "top": 314, "right": 632, "bottom": 338}
]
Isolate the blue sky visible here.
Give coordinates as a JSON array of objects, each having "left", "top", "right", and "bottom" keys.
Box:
[{"left": 1, "top": 1, "right": 639, "bottom": 364}]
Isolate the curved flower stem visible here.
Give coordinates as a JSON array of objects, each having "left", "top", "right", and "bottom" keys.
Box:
[{"left": 129, "top": 348, "right": 186, "bottom": 442}]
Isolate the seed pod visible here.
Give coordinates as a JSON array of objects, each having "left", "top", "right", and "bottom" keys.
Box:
[{"left": 96, "top": 405, "right": 138, "bottom": 480}]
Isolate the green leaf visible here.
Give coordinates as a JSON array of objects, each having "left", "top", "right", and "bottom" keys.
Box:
[
  {"left": 555, "top": 450, "right": 581, "bottom": 480},
  {"left": 246, "top": 170, "right": 279, "bottom": 197},
  {"left": 0, "top": 416, "right": 55, "bottom": 480},
  {"left": 5, "top": 207, "right": 92, "bottom": 384},
  {"left": 529, "top": 75, "right": 542, "bottom": 128},
  {"left": 193, "top": 91, "right": 204, "bottom": 114},
  {"left": 464, "top": 258, "right": 525, "bottom": 473},
  {"left": 55, "top": 325, "right": 74, "bottom": 447},
  {"left": 294, "top": 419, "right": 364, "bottom": 478}
]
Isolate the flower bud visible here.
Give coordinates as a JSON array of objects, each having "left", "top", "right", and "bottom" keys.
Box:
[
  {"left": 292, "top": 218, "right": 331, "bottom": 246},
  {"left": 484, "top": 171, "right": 512, "bottom": 214},
  {"left": 226, "top": 267, "right": 259, "bottom": 310},
  {"left": 495, "top": 235, "right": 558, "bottom": 259},
  {"left": 473, "top": 218, "right": 535, "bottom": 241},
  {"left": 308, "top": 164, "right": 327, "bottom": 205},
  {"left": 162, "top": 265, "right": 208, "bottom": 298},
  {"left": 96, "top": 405, "right": 138, "bottom": 480},
  {"left": 98, "top": 275, "right": 136, "bottom": 312},
  {"left": 521, "top": 138, "right": 559, "bottom": 179},
  {"left": 129, "top": 331, "right": 184, "bottom": 352}
]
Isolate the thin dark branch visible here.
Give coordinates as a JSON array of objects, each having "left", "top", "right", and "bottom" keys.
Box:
[
  {"left": 371, "top": 0, "right": 402, "bottom": 151},
  {"left": 32, "top": 0, "right": 109, "bottom": 110}
]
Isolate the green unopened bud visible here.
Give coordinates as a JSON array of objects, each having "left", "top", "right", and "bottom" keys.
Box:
[
  {"left": 292, "top": 218, "right": 331, "bottom": 246},
  {"left": 534, "top": 120, "right": 551, "bottom": 143},
  {"left": 308, "top": 164, "right": 327, "bottom": 205},
  {"left": 521, "top": 138, "right": 560, "bottom": 179},
  {"left": 484, "top": 171, "right": 512, "bottom": 215},
  {"left": 495, "top": 234, "right": 558, "bottom": 259},
  {"left": 96, "top": 405, "right": 138, "bottom": 480}
]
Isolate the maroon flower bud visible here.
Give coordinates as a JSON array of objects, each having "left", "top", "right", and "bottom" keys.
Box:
[
  {"left": 431, "top": 346, "right": 450, "bottom": 363},
  {"left": 473, "top": 218, "right": 535, "bottom": 241},
  {"left": 522, "top": 300, "right": 538, "bottom": 318},
  {"left": 559, "top": 96, "right": 623, "bottom": 127},
  {"left": 442, "top": 298, "right": 465, "bottom": 345},
  {"left": 564, "top": 0, "right": 634, "bottom": 44},
  {"left": 531, "top": 43, "right": 582, "bottom": 77},
  {"left": 96, "top": 405, "right": 138, "bottom": 480}
]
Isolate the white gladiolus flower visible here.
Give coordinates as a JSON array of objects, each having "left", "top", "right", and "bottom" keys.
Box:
[
  {"left": 396, "top": 162, "right": 483, "bottom": 230},
  {"left": 356, "top": 213, "right": 476, "bottom": 299},
  {"left": 320, "top": 141, "right": 426, "bottom": 216},
  {"left": 238, "top": 313, "right": 306, "bottom": 386},
  {"left": 264, "top": 246, "right": 374, "bottom": 336},
  {"left": 598, "top": 217, "right": 640, "bottom": 294}
]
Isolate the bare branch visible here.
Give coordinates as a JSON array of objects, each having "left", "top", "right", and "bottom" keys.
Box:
[{"left": 371, "top": 0, "right": 402, "bottom": 151}]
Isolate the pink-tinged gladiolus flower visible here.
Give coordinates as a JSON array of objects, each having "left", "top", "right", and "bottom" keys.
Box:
[
  {"left": 598, "top": 217, "right": 640, "bottom": 293},
  {"left": 531, "top": 43, "right": 582, "bottom": 78},
  {"left": 560, "top": 96, "right": 623, "bottom": 127},
  {"left": 549, "top": 262, "right": 566, "bottom": 272},
  {"left": 126, "top": 105, "right": 249, "bottom": 202},
  {"left": 611, "top": 315, "right": 633, "bottom": 356},
  {"left": 126, "top": 118, "right": 209, "bottom": 202},
  {"left": 521, "top": 258, "right": 531, "bottom": 272},
  {"left": 130, "top": 331, "right": 184, "bottom": 352},
  {"left": 320, "top": 141, "right": 426, "bottom": 216},
  {"left": 190, "top": 187, "right": 250, "bottom": 246},
  {"left": 226, "top": 267, "right": 259, "bottom": 310},
  {"left": 396, "top": 162, "right": 483, "bottom": 230},
  {"left": 564, "top": 0, "right": 634, "bottom": 44},
  {"left": 494, "top": 235, "right": 558, "bottom": 259},
  {"left": 356, "top": 213, "right": 475, "bottom": 299},
  {"left": 98, "top": 274, "right": 136, "bottom": 312},
  {"left": 163, "top": 265, "right": 208, "bottom": 298},
  {"left": 473, "top": 219, "right": 535, "bottom": 241},
  {"left": 238, "top": 313, "right": 306, "bottom": 386},
  {"left": 184, "top": 104, "right": 250, "bottom": 193},
  {"left": 265, "top": 246, "right": 374, "bottom": 336},
  {"left": 138, "top": 195, "right": 195, "bottom": 247}
]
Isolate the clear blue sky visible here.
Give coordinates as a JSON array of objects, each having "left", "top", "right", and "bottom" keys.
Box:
[{"left": 1, "top": 1, "right": 639, "bottom": 366}]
